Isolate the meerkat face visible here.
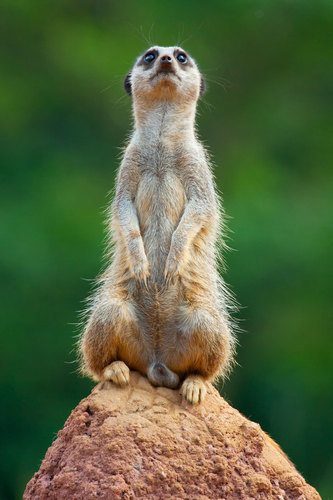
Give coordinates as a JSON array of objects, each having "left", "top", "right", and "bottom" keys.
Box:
[{"left": 124, "top": 46, "right": 205, "bottom": 103}]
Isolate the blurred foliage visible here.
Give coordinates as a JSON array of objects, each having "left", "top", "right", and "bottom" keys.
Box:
[{"left": 0, "top": 1, "right": 332, "bottom": 498}]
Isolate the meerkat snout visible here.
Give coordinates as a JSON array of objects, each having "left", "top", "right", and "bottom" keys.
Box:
[
  {"left": 160, "top": 54, "right": 172, "bottom": 64},
  {"left": 156, "top": 53, "right": 175, "bottom": 74}
]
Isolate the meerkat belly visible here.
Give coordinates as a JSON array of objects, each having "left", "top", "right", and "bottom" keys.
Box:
[{"left": 135, "top": 171, "right": 185, "bottom": 282}]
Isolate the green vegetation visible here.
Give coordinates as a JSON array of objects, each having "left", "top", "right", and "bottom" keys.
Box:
[{"left": 1, "top": 1, "right": 332, "bottom": 498}]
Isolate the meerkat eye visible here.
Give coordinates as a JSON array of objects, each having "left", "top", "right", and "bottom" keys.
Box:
[
  {"left": 177, "top": 53, "right": 187, "bottom": 64},
  {"left": 144, "top": 52, "right": 156, "bottom": 64}
]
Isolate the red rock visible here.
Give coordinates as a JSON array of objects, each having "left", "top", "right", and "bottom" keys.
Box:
[{"left": 24, "top": 372, "right": 321, "bottom": 499}]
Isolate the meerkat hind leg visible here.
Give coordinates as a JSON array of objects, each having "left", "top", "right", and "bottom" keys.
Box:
[
  {"left": 103, "top": 360, "right": 130, "bottom": 387},
  {"left": 181, "top": 375, "right": 207, "bottom": 405}
]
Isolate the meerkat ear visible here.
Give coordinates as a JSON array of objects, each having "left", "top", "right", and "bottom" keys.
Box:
[
  {"left": 124, "top": 72, "right": 132, "bottom": 96},
  {"left": 199, "top": 75, "right": 206, "bottom": 97}
]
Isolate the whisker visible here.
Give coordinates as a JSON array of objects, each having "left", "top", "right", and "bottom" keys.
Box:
[{"left": 147, "top": 23, "right": 155, "bottom": 46}]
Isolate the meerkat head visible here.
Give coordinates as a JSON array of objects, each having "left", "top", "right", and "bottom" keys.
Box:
[{"left": 124, "top": 46, "right": 205, "bottom": 104}]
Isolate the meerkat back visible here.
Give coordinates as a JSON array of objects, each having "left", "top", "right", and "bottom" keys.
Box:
[{"left": 80, "top": 46, "right": 235, "bottom": 404}]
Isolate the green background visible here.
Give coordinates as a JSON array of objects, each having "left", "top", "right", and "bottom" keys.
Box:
[{"left": 1, "top": 1, "right": 332, "bottom": 498}]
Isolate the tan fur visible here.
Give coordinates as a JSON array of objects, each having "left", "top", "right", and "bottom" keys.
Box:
[{"left": 79, "top": 46, "right": 236, "bottom": 404}]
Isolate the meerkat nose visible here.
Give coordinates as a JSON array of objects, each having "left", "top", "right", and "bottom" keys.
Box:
[{"left": 160, "top": 55, "right": 172, "bottom": 64}]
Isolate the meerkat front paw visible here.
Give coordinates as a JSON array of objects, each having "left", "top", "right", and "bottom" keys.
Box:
[
  {"left": 163, "top": 253, "right": 182, "bottom": 287},
  {"left": 131, "top": 257, "right": 150, "bottom": 290},
  {"left": 103, "top": 361, "right": 130, "bottom": 387},
  {"left": 181, "top": 375, "right": 207, "bottom": 405}
]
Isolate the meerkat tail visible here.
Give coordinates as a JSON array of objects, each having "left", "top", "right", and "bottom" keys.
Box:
[{"left": 147, "top": 362, "right": 180, "bottom": 389}]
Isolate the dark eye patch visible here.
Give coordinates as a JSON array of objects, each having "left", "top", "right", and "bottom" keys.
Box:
[
  {"left": 177, "top": 53, "right": 187, "bottom": 64},
  {"left": 144, "top": 52, "right": 156, "bottom": 63},
  {"left": 174, "top": 49, "right": 193, "bottom": 68},
  {"left": 137, "top": 49, "right": 159, "bottom": 68}
]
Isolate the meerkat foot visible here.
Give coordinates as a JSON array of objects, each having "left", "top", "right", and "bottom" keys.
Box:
[
  {"left": 181, "top": 375, "right": 207, "bottom": 405},
  {"left": 103, "top": 361, "right": 130, "bottom": 387}
]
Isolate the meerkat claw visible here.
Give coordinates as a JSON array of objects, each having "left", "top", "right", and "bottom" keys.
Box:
[
  {"left": 181, "top": 376, "right": 207, "bottom": 405},
  {"left": 170, "top": 275, "right": 178, "bottom": 286},
  {"left": 143, "top": 277, "right": 150, "bottom": 291},
  {"left": 163, "top": 273, "right": 177, "bottom": 288},
  {"left": 103, "top": 361, "right": 130, "bottom": 387},
  {"left": 160, "top": 277, "right": 168, "bottom": 291}
]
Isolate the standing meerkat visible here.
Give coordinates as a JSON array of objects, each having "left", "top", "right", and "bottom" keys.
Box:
[{"left": 80, "top": 46, "right": 236, "bottom": 404}]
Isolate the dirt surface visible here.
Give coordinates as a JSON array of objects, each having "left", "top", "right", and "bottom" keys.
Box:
[{"left": 24, "top": 372, "right": 321, "bottom": 499}]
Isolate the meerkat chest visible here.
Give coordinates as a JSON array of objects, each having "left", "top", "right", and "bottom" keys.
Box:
[{"left": 135, "top": 168, "right": 186, "bottom": 230}]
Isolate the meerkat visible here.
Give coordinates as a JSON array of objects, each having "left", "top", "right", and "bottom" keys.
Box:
[{"left": 79, "top": 45, "right": 236, "bottom": 404}]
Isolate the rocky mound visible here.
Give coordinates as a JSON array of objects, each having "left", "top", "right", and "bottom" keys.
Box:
[{"left": 24, "top": 372, "right": 321, "bottom": 499}]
